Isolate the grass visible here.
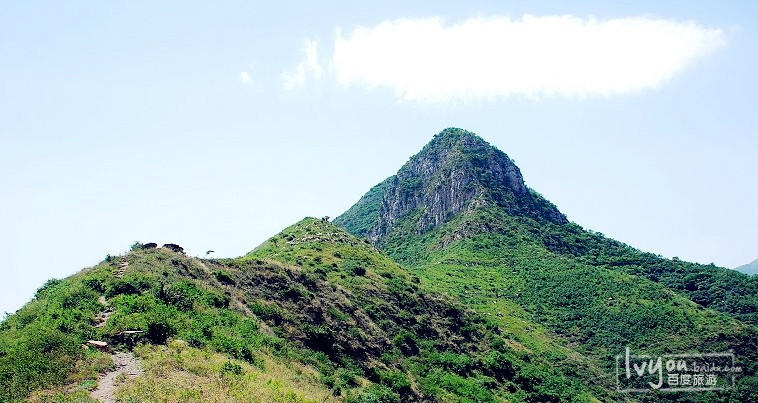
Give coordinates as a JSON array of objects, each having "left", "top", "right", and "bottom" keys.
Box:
[{"left": 117, "top": 340, "right": 338, "bottom": 403}]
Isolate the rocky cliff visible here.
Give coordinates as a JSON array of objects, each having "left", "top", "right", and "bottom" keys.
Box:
[{"left": 337, "top": 128, "right": 566, "bottom": 244}]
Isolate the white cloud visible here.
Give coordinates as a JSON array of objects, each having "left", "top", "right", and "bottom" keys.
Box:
[
  {"left": 282, "top": 39, "right": 322, "bottom": 91},
  {"left": 239, "top": 71, "right": 252, "bottom": 85},
  {"left": 286, "top": 15, "right": 726, "bottom": 102}
]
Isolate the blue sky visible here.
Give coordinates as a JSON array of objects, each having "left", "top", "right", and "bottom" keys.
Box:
[{"left": 2, "top": 1, "right": 757, "bottom": 314}]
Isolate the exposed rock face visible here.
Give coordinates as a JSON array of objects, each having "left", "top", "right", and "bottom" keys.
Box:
[{"left": 339, "top": 128, "right": 567, "bottom": 244}]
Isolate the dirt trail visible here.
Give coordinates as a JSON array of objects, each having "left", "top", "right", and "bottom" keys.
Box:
[
  {"left": 94, "top": 296, "right": 113, "bottom": 328},
  {"left": 114, "top": 259, "right": 128, "bottom": 278},
  {"left": 90, "top": 352, "right": 143, "bottom": 403}
]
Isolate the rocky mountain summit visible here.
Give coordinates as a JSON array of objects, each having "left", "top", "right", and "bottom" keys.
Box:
[{"left": 337, "top": 128, "right": 566, "bottom": 244}]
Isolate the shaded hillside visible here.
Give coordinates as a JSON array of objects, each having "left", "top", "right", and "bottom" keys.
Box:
[
  {"left": 242, "top": 218, "right": 608, "bottom": 402},
  {"left": 336, "top": 128, "right": 758, "bottom": 401}
]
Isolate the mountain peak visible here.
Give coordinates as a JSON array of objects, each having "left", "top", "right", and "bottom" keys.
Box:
[
  {"left": 427, "top": 127, "right": 489, "bottom": 148},
  {"left": 336, "top": 128, "right": 565, "bottom": 243},
  {"left": 409, "top": 127, "right": 528, "bottom": 194}
]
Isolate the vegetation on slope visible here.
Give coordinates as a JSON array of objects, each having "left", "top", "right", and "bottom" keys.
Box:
[
  {"left": 335, "top": 128, "right": 758, "bottom": 402},
  {"left": 372, "top": 205, "right": 758, "bottom": 402},
  {"left": 1, "top": 218, "right": 611, "bottom": 402},
  {"left": 521, "top": 219, "right": 758, "bottom": 326},
  {"left": 0, "top": 245, "right": 337, "bottom": 402},
  {"left": 337, "top": 178, "right": 392, "bottom": 238},
  {"left": 244, "top": 217, "right": 606, "bottom": 402}
]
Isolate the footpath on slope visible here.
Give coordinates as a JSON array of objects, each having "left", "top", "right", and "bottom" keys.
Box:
[
  {"left": 89, "top": 352, "right": 143, "bottom": 403},
  {"left": 89, "top": 258, "right": 143, "bottom": 402}
]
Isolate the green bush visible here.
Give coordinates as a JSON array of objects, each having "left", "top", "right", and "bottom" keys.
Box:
[
  {"left": 378, "top": 370, "right": 411, "bottom": 396},
  {"left": 159, "top": 281, "right": 201, "bottom": 311},
  {"left": 249, "top": 301, "right": 285, "bottom": 324},
  {"left": 0, "top": 324, "right": 81, "bottom": 401},
  {"left": 213, "top": 270, "right": 235, "bottom": 285},
  {"left": 35, "top": 278, "right": 62, "bottom": 297},
  {"left": 221, "top": 361, "right": 244, "bottom": 376},
  {"left": 482, "top": 350, "right": 515, "bottom": 380}
]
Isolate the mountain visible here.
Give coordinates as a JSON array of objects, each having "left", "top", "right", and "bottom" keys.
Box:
[
  {"left": 0, "top": 219, "right": 617, "bottom": 402},
  {"left": 735, "top": 258, "right": 758, "bottom": 275},
  {"left": 3, "top": 127, "right": 758, "bottom": 402},
  {"left": 336, "top": 128, "right": 758, "bottom": 401}
]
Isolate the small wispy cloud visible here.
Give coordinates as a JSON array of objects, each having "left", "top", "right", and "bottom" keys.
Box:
[
  {"left": 283, "top": 15, "right": 726, "bottom": 102},
  {"left": 239, "top": 71, "right": 252, "bottom": 85},
  {"left": 281, "top": 39, "right": 322, "bottom": 91}
]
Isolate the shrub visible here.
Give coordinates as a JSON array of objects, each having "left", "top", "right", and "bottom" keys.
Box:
[
  {"left": 280, "top": 286, "right": 308, "bottom": 301},
  {"left": 146, "top": 322, "right": 174, "bottom": 344},
  {"left": 482, "top": 350, "right": 515, "bottom": 380},
  {"left": 213, "top": 270, "right": 235, "bottom": 285},
  {"left": 392, "top": 330, "right": 418, "bottom": 355},
  {"left": 221, "top": 361, "right": 244, "bottom": 376},
  {"left": 83, "top": 277, "right": 105, "bottom": 293},
  {"left": 35, "top": 278, "right": 62, "bottom": 298},
  {"left": 206, "top": 292, "right": 230, "bottom": 308},
  {"left": 159, "top": 281, "right": 201, "bottom": 311},
  {"left": 378, "top": 370, "right": 411, "bottom": 396},
  {"left": 0, "top": 324, "right": 81, "bottom": 401},
  {"left": 249, "top": 301, "right": 285, "bottom": 325}
]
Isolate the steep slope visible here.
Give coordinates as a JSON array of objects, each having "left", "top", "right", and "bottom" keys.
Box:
[
  {"left": 243, "top": 218, "right": 609, "bottom": 402},
  {"left": 336, "top": 128, "right": 758, "bottom": 401},
  {"left": 735, "top": 258, "right": 758, "bottom": 275}
]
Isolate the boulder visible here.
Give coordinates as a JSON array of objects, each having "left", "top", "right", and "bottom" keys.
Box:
[
  {"left": 162, "top": 243, "right": 184, "bottom": 254},
  {"left": 87, "top": 340, "right": 110, "bottom": 352}
]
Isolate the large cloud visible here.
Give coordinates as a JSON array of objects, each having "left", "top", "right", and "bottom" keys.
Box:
[{"left": 285, "top": 15, "right": 726, "bottom": 102}]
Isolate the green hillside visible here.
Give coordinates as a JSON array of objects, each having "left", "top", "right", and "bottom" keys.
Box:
[
  {"left": 2, "top": 127, "right": 756, "bottom": 402},
  {"left": 2, "top": 218, "right": 614, "bottom": 402},
  {"left": 0, "top": 244, "right": 340, "bottom": 402},
  {"left": 335, "top": 128, "right": 758, "bottom": 402},
  {"left": 243, "top": 218, "right": 606, "bottom": 402}
]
